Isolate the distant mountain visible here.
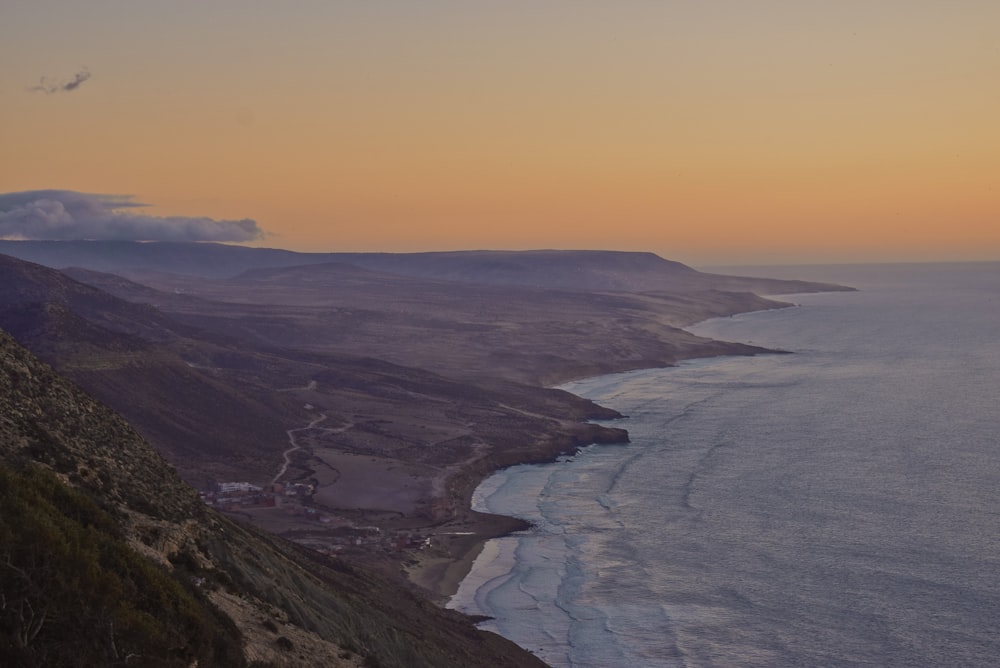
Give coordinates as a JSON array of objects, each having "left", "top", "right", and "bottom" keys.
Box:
[
  {"left": 0, "top": 252, "right": 196, "bottom": 345},
  {"left": 304, "top": 249, "right": 851, "bottom": 295},
  {"left": 0, "top": 240, "right": 309, "bottom": 278},
  {"left": 71, "top": 255, "right": 783, "bottom": 387},
  {"left": 323, "top": 249, "right": 701, "bottom": 291},
  {"left": 0, "top": 253, "right": 305, "bottom": 486},
  {"left": 0, "top": 240, "right": 852, "bottom": 294},
  {"left": 0, "top": 327, "right": 547, "bottom": 667},
  {"left": 0, "top": 252, "right": 631, "bottom": 507}
]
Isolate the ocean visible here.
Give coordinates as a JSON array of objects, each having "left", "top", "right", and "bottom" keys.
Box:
[{"left": 448, "top": 262, "right": 1000, "bottom": 667}]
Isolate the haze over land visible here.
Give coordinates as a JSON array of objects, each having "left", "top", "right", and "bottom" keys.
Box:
[
  {"left": 3, "top": 2, "right": 999, "bottom": 265},
  {"left": 0, "top": 240, "right": 849, "bottom": 664},
  {"left": 3, "top": 3, "right": 997, "bottom": 665},
  {"left": 0, "top": 323, "right": 548, "bottom": 667}
]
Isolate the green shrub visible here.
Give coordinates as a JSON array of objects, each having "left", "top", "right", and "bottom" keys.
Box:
[{"left": 0, "top": 464, "right": 244, "bottom": 667}]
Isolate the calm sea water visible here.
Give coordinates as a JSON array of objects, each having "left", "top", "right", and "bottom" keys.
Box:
[{"left": 449, "top": 263, "right": 1000, "bottom": 667}]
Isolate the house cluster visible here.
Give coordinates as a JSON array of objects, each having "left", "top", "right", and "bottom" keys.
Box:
[
  {"left": 300, "top": 528, "right": 433, "bottom": 557},
  {"left": 201, "top": 481, "right": 434, "bottom": 556},
  {"left": 200, "top": 480, "right": 315, "bottom": 511}
]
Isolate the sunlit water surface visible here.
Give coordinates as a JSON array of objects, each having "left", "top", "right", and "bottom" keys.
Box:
[{"left": 449, "top": 263, "right": 1000, "bottom": 667}]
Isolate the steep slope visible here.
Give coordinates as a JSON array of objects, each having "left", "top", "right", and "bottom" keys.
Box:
[
  {"left": 0, "top": 254, "right": 306, "bottom": 485},
  {"left": 1, "top": 254, "right": 627, "bottom": 485},
  {"left": 0, "top": 465, "right": 246, "bottom": 667},
  {"left": 0, "top": 328, "right": 547, "bottom": 667},
  {"left": 0, "top": 254, "right": 632, "bottom": 600}
]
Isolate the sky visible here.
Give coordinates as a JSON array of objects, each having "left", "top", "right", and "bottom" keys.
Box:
[{"left": 2, "top": 1, "right": 998, "bottom": 265}]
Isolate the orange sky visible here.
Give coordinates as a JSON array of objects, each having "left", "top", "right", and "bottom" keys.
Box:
[{"left": 2, "top": 1, "right": 998, "bottom": 265}]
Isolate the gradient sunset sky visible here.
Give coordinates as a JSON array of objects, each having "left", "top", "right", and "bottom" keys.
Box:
[{"left": 3, "top": 1, "right": 998, "bottom": 265}]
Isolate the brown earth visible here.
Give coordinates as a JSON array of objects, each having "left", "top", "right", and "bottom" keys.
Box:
[
  {"left": 1, "top": 247, "right": 849, "bottom": 608},
  {"left": 66, "top": 260, "right": 801, "bottom": 601}
]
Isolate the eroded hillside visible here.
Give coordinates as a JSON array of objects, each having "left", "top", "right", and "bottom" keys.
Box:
[{"left": 0, "top": 328, "right": 546, "bottom": 667}]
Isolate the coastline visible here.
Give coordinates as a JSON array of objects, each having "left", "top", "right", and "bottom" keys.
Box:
[
  {"left": 406, "top": 510, "right": 529, "bottom": 605},
  {"left": 240, "top": 288, "right": 835, "bottom": 606},
  {"left": 406, "top": 359, "right": 770, "bottom": 605},
  {"left": 409, "top": 297, "right": 825, "bottom": 608},
  {"left": 417, "top": 269, "right": 1000, "bottom": 667},
  {"left": 404, "top": 422, "right": 629, "bottom": 604}
]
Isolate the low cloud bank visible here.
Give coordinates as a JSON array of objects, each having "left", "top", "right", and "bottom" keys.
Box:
[{"left": 0, "top": 190, "right": 265, "bottom": 243}]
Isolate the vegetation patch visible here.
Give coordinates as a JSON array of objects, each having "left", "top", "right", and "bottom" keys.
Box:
[{"left": 0, "top": 463, "right": 244, "bottom": 667}]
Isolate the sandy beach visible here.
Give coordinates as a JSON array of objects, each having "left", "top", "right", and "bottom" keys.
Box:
[
  {"left": 308, "top": 438, "right": 534, "bottom": 602},
  {"left": 265, "top": 414, "right": 542, "bottom": 603},
  {"left": 406, "top": 510, "right": 529, "bottom": 605}
]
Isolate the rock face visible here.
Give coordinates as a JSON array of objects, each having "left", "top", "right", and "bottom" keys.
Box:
[{"left": 0, "top": 328, "right": 546, "bottom": 667}]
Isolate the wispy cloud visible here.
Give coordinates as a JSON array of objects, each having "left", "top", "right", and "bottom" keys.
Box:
[
  {"left": 28, "top": 68, "right": 92, "bottom": 94},
  {"left": 0, "top": 190, "right": 266, "bottom": 243}
]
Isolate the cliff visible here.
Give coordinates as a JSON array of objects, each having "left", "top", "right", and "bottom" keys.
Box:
[{"left": 0, "top": 328, "right": 546, "bottom": 667}]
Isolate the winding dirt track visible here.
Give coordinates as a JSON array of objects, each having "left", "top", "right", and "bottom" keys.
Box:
[{"left": 273, "top": 413, "right": 329, "bottom": 484}]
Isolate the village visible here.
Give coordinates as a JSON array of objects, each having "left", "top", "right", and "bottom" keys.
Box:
[{"left": 201, "top": 481, "right": 433, "bottom": 556}]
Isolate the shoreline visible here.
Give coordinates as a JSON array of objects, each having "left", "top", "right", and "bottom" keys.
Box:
[
  {"left": 404, "top": 423, "right": 630, "bottom": 604},
  {"left": 403, "top": 381, "right": 714, "bottom": 604},
  {"left": 406, "top": 305, "right": 809, "bottom": 607},
  {"left": 406, "top": 510, "right": 530, "bottom": 605}
]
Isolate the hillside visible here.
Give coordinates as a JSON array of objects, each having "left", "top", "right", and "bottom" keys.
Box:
[
  {"left": 0, "top": 327, "right": 547, "bottom": 667},
  {"left": 0, "top": 253, "right": 309, "bottom": 484},
  {"left": 78, "top": 258, "right": 786, "bottom": 386},
  {"left": 0, "top": 253, "right": 627, "bottom": 486},
  {"left": 0, "top": 244, "right": 851, "bottom": 627}
]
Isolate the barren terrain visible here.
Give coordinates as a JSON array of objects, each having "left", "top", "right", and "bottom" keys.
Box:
[{"left": 0, "top": 244, "right": 851, "bottom": 601}]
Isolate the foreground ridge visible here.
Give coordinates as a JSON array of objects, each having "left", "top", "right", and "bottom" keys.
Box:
[{"left": 0, "top": 328, "right": 546, "bottom": 667}]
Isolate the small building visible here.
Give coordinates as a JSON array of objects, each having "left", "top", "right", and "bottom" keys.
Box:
[{"left": 218, "top": 481, "right": 263, "bottom": 494}]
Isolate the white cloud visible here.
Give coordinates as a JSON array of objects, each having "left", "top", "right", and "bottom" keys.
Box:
[{"left": 0, "top": 190, "right": 266, "bottom": 242}]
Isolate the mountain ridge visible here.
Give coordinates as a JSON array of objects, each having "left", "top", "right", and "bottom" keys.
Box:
[{"left": 0, "top": 240, "right": 852, "bottom": 295}]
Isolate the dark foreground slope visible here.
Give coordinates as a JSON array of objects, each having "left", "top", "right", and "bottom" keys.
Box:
[{"left": 0, "top": 328, "right": 547, "bottom": 667}]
